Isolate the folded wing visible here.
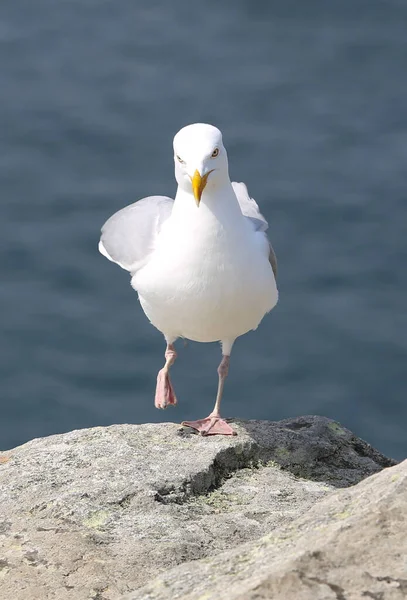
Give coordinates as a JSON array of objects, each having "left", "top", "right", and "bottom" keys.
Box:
[
  {"left": 99, "top": 195, "right": 174, "bottom": 275},
  {"left": 232, "top": 182, "right": 277, "bottom": 279}
]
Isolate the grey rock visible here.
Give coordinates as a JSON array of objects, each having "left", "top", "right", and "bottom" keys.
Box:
[
  {"left": 0, "top": 416, "right": 396, "bottom": 600},
  {"left": 128, "top": 460, "right": 407, "bottom": 600}
]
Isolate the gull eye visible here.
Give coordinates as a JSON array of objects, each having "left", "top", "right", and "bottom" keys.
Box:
[
  {"left": 211, "top": 148, "right": 219, "bottom": 158},
  {"left": 176, "top": 155, "right": 185, "bottom": 164}
]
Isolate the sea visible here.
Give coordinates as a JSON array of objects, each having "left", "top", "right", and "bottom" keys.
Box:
[{"left": 1, "top": 0, "right": 406, "bottom": 459}]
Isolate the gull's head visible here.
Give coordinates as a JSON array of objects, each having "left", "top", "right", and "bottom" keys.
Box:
[{"left": 173, "top": 123, "right": 229, "bottom": 206}]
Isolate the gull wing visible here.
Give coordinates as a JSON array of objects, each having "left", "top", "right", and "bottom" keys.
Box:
[
  {"left": 232, "top": 181, "right": 277, "bottom": 279},
  {"left": 99, "top": 195, "right": 174, "bottom": 275}
]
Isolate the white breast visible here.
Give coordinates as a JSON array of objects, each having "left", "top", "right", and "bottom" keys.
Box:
[{"left": 132, "top": 187, "right": 278, "bottom": 343}]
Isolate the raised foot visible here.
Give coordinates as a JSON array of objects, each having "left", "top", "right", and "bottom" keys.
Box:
[
  {"left": 181, "top": 416, "right": 237, "bottom": 436},
  {"left": 155, "top": 369, "right": 177, "bottom": 409}
]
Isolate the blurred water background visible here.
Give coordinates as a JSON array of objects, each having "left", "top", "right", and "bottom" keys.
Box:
[{"left": 1, "top": 0, "right": 406, "bottom": 459}]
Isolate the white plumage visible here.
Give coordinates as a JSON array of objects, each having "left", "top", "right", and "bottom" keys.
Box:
[{"left": 99, "top": 123, "right": 278, "bottom": 436}]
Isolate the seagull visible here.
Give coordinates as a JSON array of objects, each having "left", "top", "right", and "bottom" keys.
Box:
[{"left": 99, "top": 123, "right": 278, "bottom": 436}]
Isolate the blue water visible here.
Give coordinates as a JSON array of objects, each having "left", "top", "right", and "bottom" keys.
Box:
[{"left": 1, "top": 0, "right": 406, "bottom": 459}]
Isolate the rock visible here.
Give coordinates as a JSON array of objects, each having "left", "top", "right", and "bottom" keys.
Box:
[
  {"left": 127, "top": 460, "right": 407, "bottom": 600},
  {"left": 0, "top": 416, "right": 396, "bottom": 600}
]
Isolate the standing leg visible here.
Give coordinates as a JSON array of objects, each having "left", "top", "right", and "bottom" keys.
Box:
[
  {"left": 155, "top": 342, "right": 178, "bottom": 409},
  {"left": 182, "top": 344, "right": 236, "bottom": 435},
  {"left": 210, "top": 355, "right": 230, "bottom": 419}
]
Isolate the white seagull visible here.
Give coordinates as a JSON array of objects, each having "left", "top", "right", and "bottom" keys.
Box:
[{"left": 99, "top": 123, "right": 278, "bottom": 435}]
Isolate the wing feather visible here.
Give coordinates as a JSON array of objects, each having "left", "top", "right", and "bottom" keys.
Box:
[
  {"left": 232, "top": 181, "right": 277, "bottom": 279},
  {"left": 232, "top": 181, "right": 268, "bottom": 232},
  {"left": 99, "top": 195, "right": 173, "bottom": 275}
]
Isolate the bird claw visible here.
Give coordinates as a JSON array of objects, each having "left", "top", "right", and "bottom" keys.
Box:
[
  {"left": 155, "top": 369, "right": 177, "bottom": 409},
  {"left": 181, "top": 416, "right": 236, "bottom": 436}
]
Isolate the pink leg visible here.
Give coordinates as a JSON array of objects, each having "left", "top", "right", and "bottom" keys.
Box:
[
  {"left": 182, "top": 355, "right": 236, "bottom": 436},
  {"left": 155, "top": 344, "right": 178, "bottom": 409}
]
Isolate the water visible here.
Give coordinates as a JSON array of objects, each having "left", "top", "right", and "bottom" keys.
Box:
[{"left": 1, "top": 0, "right": 406, "bottom": 459}]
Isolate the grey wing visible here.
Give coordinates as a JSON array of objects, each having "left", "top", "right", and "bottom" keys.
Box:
[
  {"left": 232, "top": 181, "right": 277, "bottom": 279},
  {"left": 268, "top": 243, "right": 278, "bottom": 279},
  {"left": 99, "top": 195, "right": 174, "bottom": 275}
]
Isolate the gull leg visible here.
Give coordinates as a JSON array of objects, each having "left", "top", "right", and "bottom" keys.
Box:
[
  {"left": 155, "top": 343, "right": 177, "bottom": 409},
  {"left": 182, "top": 354, "right": 236, "bottom": 436}
]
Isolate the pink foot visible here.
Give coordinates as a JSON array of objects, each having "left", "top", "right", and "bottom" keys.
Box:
[
  {"left": 182, "top": 416, "right": 236, "bottom": 436},
  {"left": 155, "top": 369, "right": 177, "bottom": 409}
]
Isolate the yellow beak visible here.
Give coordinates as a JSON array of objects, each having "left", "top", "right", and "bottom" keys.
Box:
[{"left": 191, "top": 170, "right": 212, "bottom": 206}]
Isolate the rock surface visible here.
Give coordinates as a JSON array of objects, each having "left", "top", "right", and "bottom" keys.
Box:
[
  {"left": 0, "top": 416, "right": 397, "bottom": 600},
  {"left": 129, "top": 459, "right": 407, "bottom": 600}
]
